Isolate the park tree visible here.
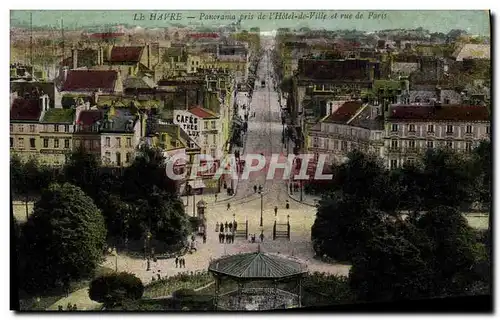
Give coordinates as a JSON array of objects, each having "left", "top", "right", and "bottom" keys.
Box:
[
  {"left": 20, "top": 183, "right": 107, "bottom": 292},
  {"left": 89, "top": 272, "right": 144, "bottom": 307},
  {"left": 330, "top": 150, "right": 399, "bottom": 212},
  {"left": 122, "top": 145, "right": 178, "bottom": 201},
  {"left": 413, "top": 206, "right": 487, "bottom": 296},
  {"left": 416, "top": 149, "right": 476, "bottom": 211},
  {"left": 311, "top": 192, "right": 386, "bottom": 261},
  {"left": 10, "top": 155, "right": 45, "bottom": 220},
  {"left": 140, "top": 189, "right": 190, "bottom": 247},
  {"left": 63, "top": 147, "right": 102, "bottom": 200},
  {"left": 349, "top": 232, "right": 433, "bottom": 302}
]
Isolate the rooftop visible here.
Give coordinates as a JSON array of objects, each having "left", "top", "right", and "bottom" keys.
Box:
[
  {"left": 10, "top": 98, "right": 42, "bottom": 122},
  {"left": 208, "top": 251, "right": 307, "bottom": 280},
  {"left": 323, "top": 101, "right": 363, "bottom": 124},
  {"left": 388, "top": 104, "right": 490, "bottom": 122},
  {"left": 189, "top": 106, "right": 218, "bottom": 119},
  {"left": 40, "top": 108, "right": 75, "bottom": 124},
  {"left": 77, "top": 109, "right": 104, "bottom": 126},
  {"left": 109, "top": 46, "right": 144, "bottom": 63},
  {"left": 62, "top": 70, "right": 118, "bottom": 92},
  {"left": 100, "top": 107, "right": 138, "bottom": 133}
]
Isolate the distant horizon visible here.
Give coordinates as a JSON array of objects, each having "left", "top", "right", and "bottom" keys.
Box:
[{"left": 10, "top": 10, "right": 491, "bottom": 36}]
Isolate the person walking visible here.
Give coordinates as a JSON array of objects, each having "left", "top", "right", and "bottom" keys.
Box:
[
  {"left": 216, "top": 221, "right": 220, "bottom": 232},
  {"left": 225, "top": 221, "right": 229, "bottom": 230},
  {"left": 221, "top": 233, "right": 226, "bottom": 243},
  {"left": 203, "top": 234, "right": 207, "bottom": 244},
  {"left": 175, "top": 256, "right": 179, "bottom": 268},
  {"left": 228, "top": 221, "right": 233, "bottom": 232},
  {"left": 260, "top": 232, "right": 264, "bottom": 243},
  {"left": 253, "top": 185, "right": 257, "bottom": 193},
  {"left": 214, "top": 193, "right": 218, "bottom": 202},
  {"left": 274, "top": 206, "right": 278, "bottom": 216},
  {"left": 234, "top": 221, "right": 238, "bottom": 232},
  {"left": 220, "top": 223, "right": 224, "bottom": 233},
  {"left": 227, "top": 203, "right": 231, "bottom": 211}
]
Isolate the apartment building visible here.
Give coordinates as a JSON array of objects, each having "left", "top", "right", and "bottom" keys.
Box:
[
  {"left": 307, "top": 101, "right": 384, "bottom": 165},
  {"left": 100, "top": 107, "right": 145, "bottom": 167},
  {"left": 39, "top": 108, "right": 76, "bottom": 166},
  {"left": 384, "top": 103, "right": 490, "bottom": 169},
  {"left": 10, "top": 94, "right": 49, "bottom": 161}
]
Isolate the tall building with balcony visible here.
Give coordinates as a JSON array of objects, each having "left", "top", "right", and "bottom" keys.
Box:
[{"left": 384, "top": 103, "right": 490, "bottom": 169}]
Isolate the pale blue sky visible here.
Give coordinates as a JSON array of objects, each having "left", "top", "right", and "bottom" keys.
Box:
[{"left": 10, "top": 10, "right": 490, "bottom": 35}]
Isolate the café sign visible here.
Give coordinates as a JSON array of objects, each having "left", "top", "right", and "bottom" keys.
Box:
[{"left": 174, "top": 110, "right": 200, "bottom": 141}]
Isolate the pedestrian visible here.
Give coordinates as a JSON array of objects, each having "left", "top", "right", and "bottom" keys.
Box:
[
  {"left": 234, "top": 221, "right": 238, "bottom": 231},
  {"left": 260, "top": 233, "right": 264, "bottom": 242},
  {"left": 203, "top": 234, "right": 207, "bottom": 244},
  {"left": 175, "top": 256, "right": 179, "bottom": 268},
  {"left": 216, "top": 222, "right": 219, "bottom": 232},
  {"left": 218, "top": 233, "right": 222, "bottom": 243},
  {"left": 274, "top": 206, "right": 278, "bottom": 215},
  {"left": 227, "top": 203, "right": 231, "bottom": 211},
  {"left": 286, "top": 200, "right": 290, "bottom": 209},
  {"left": 221, "top": 233, "right": 226, "bottom": 243},
  {"left": 258, "top": 185, "right": 262, "bottom": 192},
  {"left": 253, "top": 185, "right": 257, "bottom": 193},
  {"left": 228, "top": 221, "right": 233, "bottom": 232},
  {"left": 180, "top": 257, "right": 185, "bottom": 268},
  {"left": 220, "top": 223, "right": 224, "bottom": 233},
  {"left": 231, "top": 233, "right": 235, "bottom": 243},
  {"left": 225, "top": 221, "right": 229, "bottom": 229}
]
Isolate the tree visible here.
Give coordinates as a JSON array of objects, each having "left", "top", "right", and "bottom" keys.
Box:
[
  {"left": 140, "top": 189, "right": 190, "bottom": 247},
  {"left": 10, "top": 155, "right": 45, "bottom": 221},
  {"left": 20, "top": 183, "right": 107, "bottom": 292},
  {"left": 311, "top": 193, "right": 386, "bottom": 261},
  {"left": 63, "top": 147, "right": 101, "bottom": 201},
  {"left": 122, "top": 145, "right": 178, "bottom": 201},
  {"left": 330, "top": 150, "right": 399, "bottom": 212},
  {"left": 89, "top": 272, "right": 144, "bottom": 307},
  {"left": 349, "top": 231, "right": 433, "bottom": 302},
  {"left": 418, "top": 149, "right": 476, "bottom": 210},
  {"left": 414, "top": 206, "right": 486, "bottom": 296}
]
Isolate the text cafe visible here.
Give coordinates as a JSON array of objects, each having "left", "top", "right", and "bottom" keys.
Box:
[{"left": 174, "top": 111, "right": 200, "bottom": 139}]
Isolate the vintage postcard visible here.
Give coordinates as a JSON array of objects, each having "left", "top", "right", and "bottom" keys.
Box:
[{"left": 10, "top": 10, "right": 491, "bottom": 312}]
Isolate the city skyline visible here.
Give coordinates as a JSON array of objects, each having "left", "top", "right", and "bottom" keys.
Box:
[{"left": 10, "top": 10, "right": 490, "bottom": 36}]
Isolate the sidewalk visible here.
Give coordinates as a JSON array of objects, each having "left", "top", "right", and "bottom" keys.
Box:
[{"left": 287, "top": 186, "right": 320, "bottom": 207}]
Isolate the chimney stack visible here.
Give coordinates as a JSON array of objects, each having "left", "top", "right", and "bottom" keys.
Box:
[
  {"left": 146, "top": 43, "right": 151, "bottom": 69},
  {"left": 71, "top": 47, "right": 78, "bottom": 69}
]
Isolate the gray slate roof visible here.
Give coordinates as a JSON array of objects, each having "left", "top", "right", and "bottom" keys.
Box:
[{"left": 208, "top": 252, "right": 307, "bottom": 279}]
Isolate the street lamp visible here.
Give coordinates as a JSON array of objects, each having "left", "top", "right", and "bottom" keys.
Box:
[{"left": 258, "top": 190, "right": 263, "bottom": 227}]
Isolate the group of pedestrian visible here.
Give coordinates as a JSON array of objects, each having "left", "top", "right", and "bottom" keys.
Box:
[
  {"left": 216, "top": 221, "right": 237, "bottom": 233},
  {"left": 175, "top": 256, "right": 186, "bottom": 268},
  {"left": 249, "top": 233, "right": 265, "bottom": 243},
  {"left": 219, "top": 232, "right": 235, "bottom": 243}
]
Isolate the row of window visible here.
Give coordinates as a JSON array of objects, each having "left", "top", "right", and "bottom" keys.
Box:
[
  {"left": 204, "top": 121, "right": 218, "bottom": 130},
  {"left": 10, "top": 137, "right": 70, "bottom": 149},
  {"left": 391, "top": 123, "right": 490, "bottom": 134},
  {"left": 103, "top": 151, "right": 132, "bottom": 166},
  {"left": 312, "top": 138, "right": 354, "bottom": 152},
  {"left": 322, "top": 125, "right": 371, "bottom": 139},
  {"left": 390, "top": 139, "right": 475, "bottom": 151},
  {"left": 10, "top": 124, "right": 71, "bottom": 133},
  {"left": 104, "top": 137, "right": 132, "bottom": 148}
]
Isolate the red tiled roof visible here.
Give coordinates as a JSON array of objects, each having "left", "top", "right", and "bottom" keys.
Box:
[
  {"left": 323, "top": 101, "right": 363, "bottom": 123},
  {"left": 388, "top": 105, "right": 490, "bottom": 122},
  {"left": 77, "top": 110, "right": 104, "bottom": 126},
  {"left": 188, "top": 106, "right": 218, "bottom": 119},
  {"left": 62, "top": 70, "right": 118, "bottom": 92},
  {"left": 109, "top": 46, "right": 144, "bottom": 63},
  {"left": 10, "top": 98, "right": 42, "bottom": 121}
]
